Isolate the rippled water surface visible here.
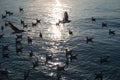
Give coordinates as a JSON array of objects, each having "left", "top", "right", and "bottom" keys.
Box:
[{"left": 0, "top": 0, "right": 120, "bottom": 80}]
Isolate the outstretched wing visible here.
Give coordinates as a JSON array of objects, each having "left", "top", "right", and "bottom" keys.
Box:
[
  {"left": 8, "top": 22, "right": 25, "bottom": 33},
  {"left": 8, "top": 22, "right": 20, "bottom": 31}
]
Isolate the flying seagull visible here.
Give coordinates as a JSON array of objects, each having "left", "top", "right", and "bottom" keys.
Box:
[{"left": 59, "top": 11, "right": 71, "bottom": 24}]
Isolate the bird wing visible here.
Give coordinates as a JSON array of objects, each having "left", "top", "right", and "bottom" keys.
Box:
[
  {"left": 8, "top": 22, "right": 25, "bottom": 33},
  {"left": 8, "top": 22, "right": 20, "bottom": 31}
]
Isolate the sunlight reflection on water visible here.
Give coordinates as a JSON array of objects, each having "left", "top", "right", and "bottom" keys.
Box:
[{"left": 48, "top": 25, "right": 62, "bottom": 40}]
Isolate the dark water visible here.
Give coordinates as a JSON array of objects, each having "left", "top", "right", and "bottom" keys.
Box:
[{"left": 0, "top": 0, "right": 120, "bottom": 80}]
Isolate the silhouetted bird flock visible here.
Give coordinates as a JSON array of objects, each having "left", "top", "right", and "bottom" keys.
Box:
[{"left": 0, "top": 6, "right": 118, "bottom": 80}]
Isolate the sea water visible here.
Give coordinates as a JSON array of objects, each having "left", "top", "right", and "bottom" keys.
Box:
[{"left": 0, "top": 0, "right": 120, "bottom": 80}]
